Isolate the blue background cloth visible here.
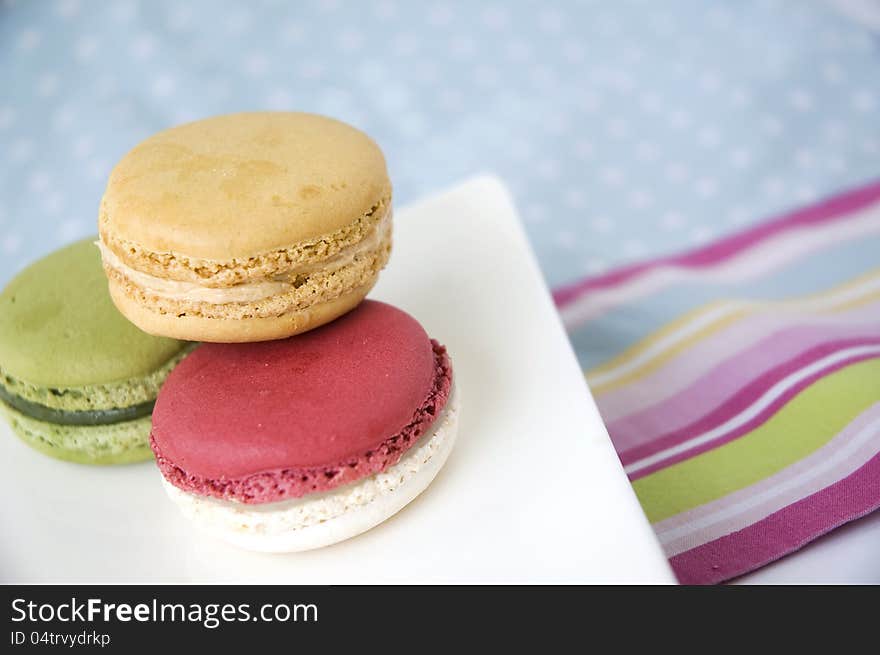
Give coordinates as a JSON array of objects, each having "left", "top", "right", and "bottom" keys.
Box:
[{"left": 2, "top": 0, "right": 879, "bottom": 289}]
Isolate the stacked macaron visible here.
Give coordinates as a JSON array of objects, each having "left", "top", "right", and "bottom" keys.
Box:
[
  {"left": 96, "top": 112, "right": 458, "bottom": 551},
  {"left": 0, "top": 239, "right": 189, "bottom": 464}
]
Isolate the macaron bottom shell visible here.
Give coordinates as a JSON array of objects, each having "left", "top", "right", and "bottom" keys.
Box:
[
  {"left": 1, "top": 401, "right": 154, "bottom": 465},
  {"left": 161, "top": 385, "right": 460, "bottom": 553}
]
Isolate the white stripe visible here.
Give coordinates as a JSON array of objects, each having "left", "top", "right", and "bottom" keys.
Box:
[
  {"left": 586, "top": 272, "right": 880, "bottom": 389},
  {"left": 562, "top": 200, "right": 880, "bottom": 328},
  {"left": 657, "top": 416, "right": 880, "bottom": 550},
  {"left": 624, "top": 344, "right": 880, "bottom": 475}
]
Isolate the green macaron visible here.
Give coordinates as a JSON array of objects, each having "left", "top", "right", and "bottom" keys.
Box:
[{"left": 0, "top": 238, "right": 191, "bottom": 464}]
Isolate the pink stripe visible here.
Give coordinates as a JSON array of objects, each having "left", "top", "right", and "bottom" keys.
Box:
[
  {"left": 625, "top": 341, "right": 880, "bottom": 480},
  {"left": 596, "top": 299, "right": 880, "bottom": 424},
  {"left": 658, "top": 403, "right": 880, "bottom": 556},
  {"left": 670, "top": 450, "right": 880, "bottom": 584},
  {"left": 553, "top": 179, "right": 880, "bottom": 307},
  {"left": 608, "top": 314, "right": 880, "bottom": 452}
]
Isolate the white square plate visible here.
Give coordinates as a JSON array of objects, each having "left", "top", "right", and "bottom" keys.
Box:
[{"left": 0, "top": 176, "right": 673, "bottom": 583}]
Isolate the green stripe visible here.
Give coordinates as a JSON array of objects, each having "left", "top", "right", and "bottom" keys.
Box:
[{"left": 632, "top": 357, "right": 880, "bottom": 523}]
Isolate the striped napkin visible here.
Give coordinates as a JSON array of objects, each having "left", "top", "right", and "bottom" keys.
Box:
[{"left": 555, "top": 180, "right": 880, "bottom": 584}]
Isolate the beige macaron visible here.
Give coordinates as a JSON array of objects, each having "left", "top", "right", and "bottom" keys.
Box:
[{"left": 98, "top": 112, "right": 392, "bottom": 342}]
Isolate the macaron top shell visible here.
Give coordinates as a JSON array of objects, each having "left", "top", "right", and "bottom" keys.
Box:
[
  {"left": 100, "top": 112, "right": 391, "bottom": 260},
  {"left": 0, "top": 239, "right": 187, "bottom": 387},
  {"left": 151, "top": 301, "right": 437, "bottom": 478}
]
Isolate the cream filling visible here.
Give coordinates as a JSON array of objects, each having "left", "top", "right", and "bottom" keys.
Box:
[{"left": 98, "top": 213, "right": 391, "bottom": 304}]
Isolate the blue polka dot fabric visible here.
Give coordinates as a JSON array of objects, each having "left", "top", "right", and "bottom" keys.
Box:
[{"left": 2, "top": 0, "right": 879, "bottom": 290}]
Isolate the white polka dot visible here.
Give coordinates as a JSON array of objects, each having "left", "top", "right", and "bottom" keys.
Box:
[
  {"left": 730, "top": 88, "right": 752, "bottom": 109},
  {"left": 584, "top": 259, "right": 607, "bottom": 275},
  {"left": 727, "top": 206, "right": 752, "bottom": 225},
  {"left": 449, "top": 35, "right": 476, "bottom": 58},
  {"left": 697, "top": 126, "right": 721, "bottom": 148},
  {"left": 599, "top": 166, "right": 624, "bottom": 186},
  {"left": 821, "top": 61, "right": 844, "bottom": 83},
  {"left": 695, "top": 177, "right": 719, "bottom": 198},
  {"left": 635, "top": 141, "right": 659, "bottom": 162},
  {"left": 10, "top": 138, "right": 34, "bottom": 162},
  {"left": 508, "top": 139, "right": 532, "bottom": 162},
  {"left": 523, "top": 203, "right": 548, "bottom": 224},
  {"left": 690, "top": 226, "right": 715, "bottom": 245},
  {"left": 281, "top": 21, "right": 304, "bottom": 44},
  {"left": 853, "top": 90, "right": 877, "bottom": 113},
  {"left": 36, "top": 73, "right": 59, "bottom": 97},
  {"left": 481, "top": 6, "right": 509, "bottom": 30},
  {"left": 606, "top": 69, "right": 636, "bottom": 93},
  {"left": 698, "top": 71, "right": 721, "bottom": 93},
  {"left": 762, "top": 177, "right": 784, "bottom": 197},
  {"left": 72, "top": 134, "right": 94, "bottom": 159},
  {"left": 827, "top": 155, "right": 847, "bottom": 173},
  {"left": 87, "top": 158, "right": 110, "bottom": 181},
  {"left": 823, "top": 120, "right": 847, "bottom": 142},
  {"left": 554, "top": 230, "right": 577, "bottom": 250},
  {"left": 544, "top": 113, "right": 569, "bottom": 136},
  {"left": 399, "top": 112, "right": 426, "bottom": 139},
  {"left": 299, "top": 58, "right": 327, "bottom": 79},
  {"left": 57, "top": 218, "right": 86, "bottom": 242},
  {"left": 627, "top": 89, "right": 655, "bottom": 114},
  {"left": 473, "top": 64, "right": 500, "bottom": 87},
  {"left": 426, "top": 4, "right": 453, "bottom": 27},
  {"left": 17, "top": 29, "right": 42, "bottom": 52},
  {"left": 538, "top": 8, "right": 564, "bottom": 33},
  {"left": 668, "top": 109, "right": 691, "bottom": 130},
  {"left": 42, "top": 191, "right": 64, "bottom": 215},
  {"left": 562, "top": 41, "right": 586, "bottom": 63},
  {"left": 577, "top": 90, "right": 601, "bottom": 113},
  {"left": 628, "top": 190, "right": 654, "bottom": 210},
  {"left": 789, "top": 89, "right": 813, "bottom": 111},
  {"left": 565, "top": 189, "right": 587, "bottom": 210},
  {"left": 529, "top": 65, "right": 557, "bottom": 88},
  {"left": 242, "top": 52, "right": 269, "bottom": 76},
  {"left": 862, "top": 139, "right": 880, "bottom": 156},
  {"left": 0, "top": 107, "right": 15, "bottom": 130},
  {"left": 573, "top": 139, "right": 593, "bottom": 160},
  {"left": 337, "top": 28, "right": 365, "bottom": 52},
  {"left": 28, "top": 171, "right": 50, "bottom": 192},
  {"left": 376, "top": 0, "right": 397, "bottom": 20},
  {"left": 51, "top": 105, "right": 76, "bottom": 131},
  {"left": 438, "top": 88, "right": 463, "bottom": 112},
  {"left": 595, "top": 12, "right": 621, "bottom": 37},
  {"left": 55, "top": 0, "right": 80, "bottom": 18},
  {"left": 2, "top": 235, "right": 22, "bottom": 255},
  {"left": 607, "top": 117, "right": 629, "bottom": 138},
  {"left": 265, "top": 88, "right": 294, "bottom": 110},
  {"left": 623, "top": 240, "right": 647, "bottom": 257},
  {"left": 760, "top": 115, "right": 784, "bottom": 137},
  {"left": 130, "top": 33, "right": 156, "bottom": 60},
  {"left": 225, "top": 10, "right": 252, "bottom": 34},
  {"left": 660, "top": 211, "right": 686, "bottom": 230},
  {"left": 730, "top": 147, "right": 752, "bottom": 169},
  {"left": 505, "top": 40, "right": 532, "bottom": 63},
  {"left": 664, "top": 162, "right": 689, "bottom": 183},
  {"left": 794, "top": 149, "right": 815, "bottom": 168},
  {"left": 152, "top": 74, "right": 176, "bottom": 98},
  {"left": 794, "top": 186, "right": 818, "bottom": 203},
  {"left": 75, "top": 35, "right": 99, "bottom": 61},
  {"left": 536, "top": 159, "right": 560, "bottom": 180},
  {"left": 393, "top": 33, "right": 420, "bottom": 57},
  {"left": 590, "top": 216, "right": 614, "bottom": 233},
  {"left": 167, "top": 6, "right": 192, "bottom": 31},
  {"left": 111, "top": 0, "right": 136, "bottom": 23}
]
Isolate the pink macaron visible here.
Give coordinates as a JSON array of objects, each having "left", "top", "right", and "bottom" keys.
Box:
[{"left": 150, "top": 300, "right": 460, "bottom": 552}]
